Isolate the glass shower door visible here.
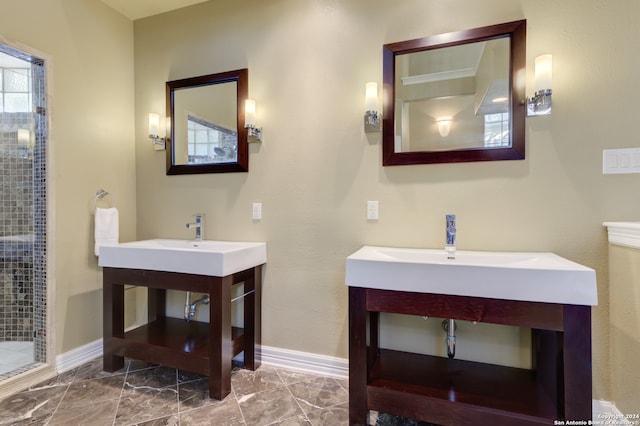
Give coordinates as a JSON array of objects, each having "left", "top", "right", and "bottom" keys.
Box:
[{"left": 0, "top": 45, "right": 47, "bottom": 380}]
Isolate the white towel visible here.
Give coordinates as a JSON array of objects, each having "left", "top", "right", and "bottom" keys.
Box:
[{"left": 94, "top": 207, "right": 119, "bottom": 256}]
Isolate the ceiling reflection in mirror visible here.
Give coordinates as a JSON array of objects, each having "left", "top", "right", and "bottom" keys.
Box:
[{"left": 394, "top": 37, "right": 510, "bottom": 153}]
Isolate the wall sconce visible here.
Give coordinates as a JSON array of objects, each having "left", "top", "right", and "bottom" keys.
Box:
[
  {"left": 244, "top": 99, "right": 263, "bottom": 143},
  {"left": 436, "top": 118, "right": 452, "bottom": 137},
  {"left": 364, "top": 82, "right": 382, "bottom": 133},
  {"left": 148, "top": 112, "right": 168, "bottom": 149},
  {"left": 527, "top": 54, "right": 552, "bottom": 116}
]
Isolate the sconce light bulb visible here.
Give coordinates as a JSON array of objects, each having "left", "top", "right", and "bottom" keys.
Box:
[
  {"left": 437, "top": 119, "right": 452, "bottom": 138},
  {"left": 528, "top": 54, "right": 553, "bottom": 116},
  {"left": 148, "top": 112, "right": 160, "bottom": 137},
  {"left": 365, "top": 82, "right": 378, "bottom": 112},
  {"left": 534, "top": 54, "right": 552, "bottom": 92},
  {"left": 245, "top": 99, "right": 256, "bottom": 127}
]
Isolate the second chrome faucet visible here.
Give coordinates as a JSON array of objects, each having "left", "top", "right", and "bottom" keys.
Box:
[
  {"left": 186, "top": 213, "right": 204, "bottom": 241},
  {"left": 445, "top": 214, "right": 456, "bottom": 259}
]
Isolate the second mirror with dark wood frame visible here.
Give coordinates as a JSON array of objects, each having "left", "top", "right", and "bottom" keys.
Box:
[
  {"left": 166, "top": 68, "right": 248, "bottom": 175},
  {"left": 382, "top": 20, "right": 526, "bottom": 166}
]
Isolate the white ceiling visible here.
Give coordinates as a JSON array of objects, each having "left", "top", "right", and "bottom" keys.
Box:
[{"left": 101, "top": 0, "right": 209, "bottom": 20}]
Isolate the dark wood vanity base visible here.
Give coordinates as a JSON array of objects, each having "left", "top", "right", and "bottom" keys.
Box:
[
  {"left": 103, "top": 265, "right": 262, "bottom": 400},
  {"left": 348, "top": 287, "right": 592, "bottom": 426}
]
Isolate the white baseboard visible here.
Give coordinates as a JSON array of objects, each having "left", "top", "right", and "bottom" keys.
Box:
[
  {"left": 55, "top": 338, "right": 103, "bottom": 373},
  {"left": 259, "top": 345, "right": 348, "bottom": 379}
]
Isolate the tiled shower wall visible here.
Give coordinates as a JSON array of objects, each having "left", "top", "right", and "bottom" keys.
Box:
[{"left": 0, "top": 111, "right": 34, "bottom": 342}]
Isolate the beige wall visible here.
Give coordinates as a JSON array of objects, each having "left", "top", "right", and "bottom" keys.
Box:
[
  {"left": 608, "top": 244, "right": 640, "bottom": 414},
  {"left": 4, "top": 0, "right": 639, "bottom": 407},
  {"left": 0, "top": 0, "right": 136, "bottom": 354},
  {"left": 133, "top": 0, "right": 640, "bottom": 402}
]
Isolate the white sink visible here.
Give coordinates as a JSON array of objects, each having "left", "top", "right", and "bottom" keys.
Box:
[
  {"left": 98, "top": 239, "right": 266, "bottom": 276},
  {"left": 346, "top": 246, "right": 597, "bottom": 306}
]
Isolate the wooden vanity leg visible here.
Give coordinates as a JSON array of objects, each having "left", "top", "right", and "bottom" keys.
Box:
[
  {"left": 368, "top": 311, "right": 380, "bottom": 368},
  {"left": 102, "top": 268, "right": 125, "bottom": 372},
  {"left": 532, "top": 328, "right": 565, "bottom": 417},
  {"left": 243, "top": 265, "right": 262, "bottom": 370},
  {"left": 563, "top": 305, "right": 592, "bottom": 421},
  {"left": 349, "top": 287, "right": 368, "bottom": 426},
  {"left": 209, "top": 275, "right": 233, "bottom": 400},
  {"left": 147, "top": 288, "right": 166, "bottom": 322}
]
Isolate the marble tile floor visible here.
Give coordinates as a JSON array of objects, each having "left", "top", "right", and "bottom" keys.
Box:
[{"left": 0, "top": 357, "right": 434, "bottom": 426}]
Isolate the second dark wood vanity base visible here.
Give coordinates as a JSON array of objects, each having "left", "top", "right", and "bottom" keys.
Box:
[
  {"left": 349, "top": 287, "right": 592, "bottom": 426},
  {"left": 103, "top": 265, "right": 262, "bottom": 400}
]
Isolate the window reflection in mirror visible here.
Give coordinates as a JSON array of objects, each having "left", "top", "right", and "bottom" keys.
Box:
[
  {"left": 382, "top": 20, "right": 526, "bottom": 166},
  {"left": 186, "top": 115, "right": 237, "bottom": 164}
]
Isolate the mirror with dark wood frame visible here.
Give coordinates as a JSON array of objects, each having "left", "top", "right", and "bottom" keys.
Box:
[
  {"left": 382, "top": 20, "right": 526, "bottom": 166},
  {"left": 166, "top": 68, "right": 248, "bottom": 175}
]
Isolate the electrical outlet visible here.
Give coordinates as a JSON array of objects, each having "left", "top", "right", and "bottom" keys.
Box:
[
  {"left": 252, "top": 202, "right": 262, "bottom": 220},
  {"left": 367, "top": 201, "right": 379, "bottom": 220}
]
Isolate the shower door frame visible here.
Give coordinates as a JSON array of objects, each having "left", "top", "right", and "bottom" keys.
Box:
[{"left": 0, "top": 35, "right": 56, "bottom": 401}]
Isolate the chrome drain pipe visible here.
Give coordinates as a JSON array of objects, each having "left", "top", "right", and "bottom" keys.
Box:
[
  {"left": 442, "top": 319, "right": 456, "bottom": 359},
  {"left": 184, "top": 291, "right": 210, "bottom": 322},
  {"left": 184, "top": 291, "right": 192, "bottom": 321},
  {"left": 183, "top": 289, "right": 256, "bottom": 322}
]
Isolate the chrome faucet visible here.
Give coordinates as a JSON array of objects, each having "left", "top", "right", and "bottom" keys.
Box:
[
  {"left": 186, "top": 213, "right": 204, "bottom": 241},
  {"left": 445, "top": 214, "right": 456, "bottom": 259}
]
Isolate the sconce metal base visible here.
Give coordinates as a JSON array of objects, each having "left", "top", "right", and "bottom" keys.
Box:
[
  {"left": 527, "top": 89, "right": 552, "bottom": 116},
  {"left": 149, "top": 134, "right": 166, "bottom": 150},
  {"left": 246, "top": 125, "right": 263, "bottom": 143},
  {"left": 364, "top": 111, "right": 382, "bottom": 133}
]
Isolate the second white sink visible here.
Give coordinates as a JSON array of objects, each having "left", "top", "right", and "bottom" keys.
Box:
[
  {"left": 98, "top": 239, "right": 266, "bottom": 276},
  {"left": 346, "top": 246, "right": 597, "bottom": 306}
]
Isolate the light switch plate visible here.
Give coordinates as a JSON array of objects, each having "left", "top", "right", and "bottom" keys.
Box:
[
  {"left": 252, "top": 202, "right": 262, "bottom": 220},
  {"left": 603, "top": 148, "right": 640, "bottom": 174},
  {"left": 367, "top": 201, "right": 379, "bottom": 220}
]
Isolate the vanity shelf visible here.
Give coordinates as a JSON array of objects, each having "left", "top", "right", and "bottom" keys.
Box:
[
  {"left": 108, "top": 318, "right": 245, "bottom": 376},
  {"left": 368, "top": 349, "right": 556, "bottom": 424},
  {"left": 103, "top": 266, "right": 262, "bottom": 400},
  {"left": 348, "top": 288, "right": 593, "bottom": 426}
]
